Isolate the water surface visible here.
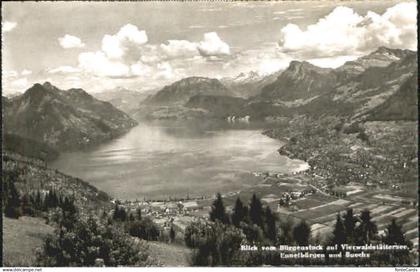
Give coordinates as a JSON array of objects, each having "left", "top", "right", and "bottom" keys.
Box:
[{"left": 50, "top": 121, "right": 306, "bottom": 200}]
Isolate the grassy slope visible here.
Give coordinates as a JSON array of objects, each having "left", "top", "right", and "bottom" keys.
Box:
[
  {"left": 147, "top": 241, "right": 191, "bottom": 267},
  {"left": 2, "top": 152, "right": 113, "bottom": 266},
  {"left": 3, "top": 216, "right": 55, "bottom": 266}
]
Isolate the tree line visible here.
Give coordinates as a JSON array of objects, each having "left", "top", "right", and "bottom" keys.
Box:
[
  {"left": 184, "top": 192, "right": 415, "bottom": 266},
  {"left": 110, "top": 203, "right": 161, "bottom": 241},
  {"left": 3, "top": 170, "right": 77, "bottom": 219},
  {"left": 2, "top": 169, "right": 158, "bottom": 266}
]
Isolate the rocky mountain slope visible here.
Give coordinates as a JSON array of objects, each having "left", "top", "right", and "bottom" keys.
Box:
[
  {"left": 330, "top": 50, "right": 417, "bottom": 120},
  {"left": 3, "top": 82, "right": 138, "bottom": 151},
  {"left": 221, "top": 70, "right": 281, "bottom": 98},
  {"left": 364, "top": 73, "right": 417, "bottom": 121},
  {"left": 335, "top": 46, "right": 414, "bottom": 81},
  {"left": 93, "top": 87, "right": 157, "bottom": 115},
  {"left": 247, "top": 47, "right": 417, "bottom": 121},
  {"left": 134, "top": 77, "right": 236, "bottom": 120},
  {"left": 260, "top": 61, "right": 337, "bottom": 101},
  {"left": 144, "top": 77, "right": 232, "bottom": 106},
  {"left": 185, "top": 95, "right": 247, "bottom": 118}
]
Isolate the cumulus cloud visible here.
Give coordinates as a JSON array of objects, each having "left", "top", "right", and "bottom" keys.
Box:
[
  {"left": 21, "top": 69, "right": 32, "bottom": 76},
  {"left": 79, "top": 51, "right": 131, "bottom": 78},
  {"left": 198, "top": 32, "right": 230, "bottom": 56},
  {"left": 189, "top": 25, "right": 205, "bottom": 29},
  {"left": 160, "top": 32, "right": 230, "bottom": 59},
  {"left": 155, "top": 62, "right": 175, "bottom": 80},
  {"left": 3, "top": 70, "right": 18, "bottom": 79},
  {"left": 278, "top": 2, "right": 417, "bottom": 58},
  {"left": 78, "top": 51, "right": 156, "bottom": 79},
  {"left": 77, "top": 25, "right": 231, "bottom": 80},
  {"left": 58, "top": 34, "right": 85, "bottom": 48},
  {"left": 48, "top": 66, "right": 80, "bottom": 74},
  {"left": 130, "top": 62, "right": 153, "bottom": 77},
  {"left": 258, "top": 58, "right": 289, "bottom": 75},
  {"left": 62, "top": 76, "right": 83, "bottom": 89},
  {"left": 2, "top": 75, "right": 29, "bottom": 96},
  {"left": 221, "top": 44, "right": 292, "bottom": 76},
  {"left": 76, "top": 24, "right": 153, "bottom": 78},
  {"left": 160, "top": 40, "right": 199, "bottom": 59},
  {"left": 307, "top": 55, "right": 360, "bottom": 68},
  {"left": 2, "top": 21, "right": 17, "bottom": 33},
  {"left": 75, "top": 25, "right": 143, "bottom": 78},
  {"left": 10, "top": 78, "right": 29, "bottom": 89},
  {"left": 102, "top": 24, "right": 148, "bottom": 61}
]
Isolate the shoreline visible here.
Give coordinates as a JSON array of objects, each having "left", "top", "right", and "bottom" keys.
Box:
[{"left": 47, "top": 121, "right": 309, "bottom": 202}]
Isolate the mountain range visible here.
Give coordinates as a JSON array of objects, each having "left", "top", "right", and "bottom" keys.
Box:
[
  {"left": 144, "top": 77, "right": 233, "bottom": 106},
  {"left": 220, "top": 70, "right": 282, "bottom": 98},
  {"left": 2, "top": 47, "right": 417, "bottom": 158},
  {"left": 93, "top": 87, "right": 157, "bottom": 115},
  {"left": 135, "top": 77, "right": 237, "bottom": 119},
  {"left": 169, "top": 47, "right": 417, "bottom": 122},
  {"left": 3, "top": 82, "right": 137, "bottom": 157}
]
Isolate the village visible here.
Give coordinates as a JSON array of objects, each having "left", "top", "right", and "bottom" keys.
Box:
[{"left": 112, "top": 165, "right": 418, "bottom": 250}]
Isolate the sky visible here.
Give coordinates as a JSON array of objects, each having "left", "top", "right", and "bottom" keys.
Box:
[{"left": 1, "top": 1, "right": 417, "bottom": 95}]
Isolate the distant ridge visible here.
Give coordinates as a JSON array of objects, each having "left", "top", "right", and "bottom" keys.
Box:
[
  {"left": 144, "top": 77, "right": 232, "bottom": 106},
  {"left": 3, "top": 82, "right": 138, "bottom": 151}
]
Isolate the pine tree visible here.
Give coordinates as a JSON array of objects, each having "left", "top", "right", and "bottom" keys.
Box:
[
  {"left": 332, "top": 213, "right": 346, "bottom": 246},
  {"left": 113, "top": 204, "right": 119, "bottom": 221},
  {"left": 356, "top": 210, "right": 377, "bottom": 245},
  {"left": 136, "top": 207, "right": 142, "bottom": 221},
  {"left": 36, "top": 190, "right": 44, "bottom": 211},
  {"left": 3, "top": 172, "right": 22, "bottom": 219},
  {"left": 119, "top": 206, "right": 128, "bottom": 221},
  {"left": 231, "top": 197, "right": 247, "bottom": 227},
  {"left": 209, "top": 193, "right": 228, "bottom": 224},
  {"left": 45, "top": 190, "right": 52, "bottom": 209},
  {"left": 51, "top": 190, "right": 59, "bottom": 208},
  {"left": 279, "top": 219, "right": 294, "bottom": 245},
  {"left": 57, "top": 193, "right": 63, "bottom": 208},
  {"left": 383, "top": 219, "right": 412, "bottom": 266},
  {"left": 61, "top": 196, "right": 75, "bottom": 214},
  {"left": 21, "top": 193, "right": 34, "bottom": 216},
  {"left": 343, "top": 208, "right": 356, "bottom": 244},
  {"left": 384, "top": 219, "right": 409, "bottom": 246},
  {"left": 113, "top": 203, "right": 128, "bottom": 221},
  {"left": 293, "top": 220, "right": 311, "bottom": 246},
  {"left": 249, "top": 194, "right": 263, "bottom": 228},
  {"left": 242, "top": 205, "right": 250, "bottom": 224},
  {"left": 264, "top": 206, "right": 277, "bottom": 242},
  {"left": 169, "top": 225, "right": 176, "bottom": 242},
  {"left": 60, "top": 197, "right": 78, "bottom": 230}
]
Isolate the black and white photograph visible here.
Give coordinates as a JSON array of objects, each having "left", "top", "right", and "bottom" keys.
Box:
[{"left": 1, "top": 0, "right": 418, "bottom": 268}]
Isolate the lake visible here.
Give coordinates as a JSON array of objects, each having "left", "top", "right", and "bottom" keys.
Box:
[{"left": 50, "top": 121, "right": 307, "bottom": 200}]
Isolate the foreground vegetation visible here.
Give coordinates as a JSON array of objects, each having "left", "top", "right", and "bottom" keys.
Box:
[
  {"left": 183, "top": 193, "right": 415, "bottom": 266},
  {"left": 2, "top": 153, "right": 159, "bottom": 267}
]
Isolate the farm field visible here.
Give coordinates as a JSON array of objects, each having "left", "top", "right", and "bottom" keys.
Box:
[{"left": 193, "top": 170, "right": 418, "bottom": 251}]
